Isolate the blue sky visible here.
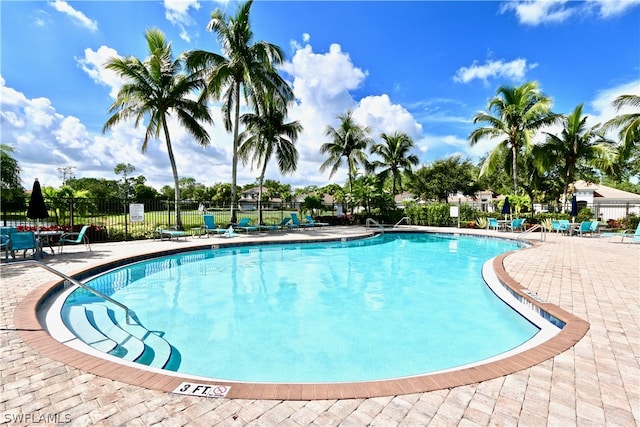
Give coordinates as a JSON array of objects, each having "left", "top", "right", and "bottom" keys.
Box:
[{"left": 2, "top": 0, "right": 639, "bottom": 190}]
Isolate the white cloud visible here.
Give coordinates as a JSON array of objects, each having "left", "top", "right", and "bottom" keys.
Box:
[
  {"left": 454, "top": 58, "right": 536, "bottom": 84},
  {"left": 593, "top": 0, "right": 640, "bottom": 17},
  {"left": 76, "top": 46, "right": 122, "bottom": 99},
  {"left": 164, "top": 0, "right": 200, "bottom": 42},
  {"left": 588, "top": 79, "right": 640, "bottom": 132},
  {"left": 501, "top": 0, "right": 640, "bottom": 25},
  {"left": 280, "top": 41, "right": 425, "bottom": 185},
  {"left": 49, "top": 0, "right": 97, "bottom": 32}
]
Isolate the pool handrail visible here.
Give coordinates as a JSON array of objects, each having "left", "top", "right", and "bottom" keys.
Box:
[
  {"left": 1, "top": 260, "right": 135, "bottom": 324},
  {"left": 517, "top": 223, "right": 546, "bottom": 242},
  {"left": 365, "top": 218, "right": 385, "bottom": 233}
]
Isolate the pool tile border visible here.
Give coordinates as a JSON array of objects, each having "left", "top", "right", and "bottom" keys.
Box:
[{"left": 14, "top": 236, "right": 590, "bottom": 400}]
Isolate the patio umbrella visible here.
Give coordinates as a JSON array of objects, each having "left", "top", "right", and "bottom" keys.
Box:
[
  {"left": 26, "top": 178, "right": 49, "bottom": 232},
  {"left": 571, "top": 195, "right": 578, "bottom": 222},
  {"left": 501, "top": 197, "right": 511, "bottom": 218}
]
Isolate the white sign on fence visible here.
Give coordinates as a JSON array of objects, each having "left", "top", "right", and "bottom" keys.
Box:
[
  {"left": 129, "top": 203, "right": 145, "bottom": 222},
  {"left": 449, "top": 206, "right": 459, "bottom": 218}
]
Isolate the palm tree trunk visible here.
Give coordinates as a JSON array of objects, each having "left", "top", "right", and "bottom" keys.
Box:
[
  {"left": 230, "top": 83, "right": 241, "bottom": 224},
  {"left": 512, "top": 144, "right": 518, "bottom": 194},
  {"left": 258, "top": 161, "right": 268, "bottom": 225},
  {"left": 162, "top": 117, "right": 182, "bottom": 230}
]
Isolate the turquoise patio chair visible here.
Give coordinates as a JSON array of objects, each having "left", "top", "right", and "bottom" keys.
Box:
[
  {"left": 203, "top": 214, "right": 227, "bottom": 237},
  {"left": 305, "top": 215, "right": 329, "bottom": 227},
  {"left": 288, "top": 213, "right": 313, "bottom": 229},
  {"left": 572, "top": 221, "right": 594, "bottom": 237},
  {"left": 601, "top": 223, "right": 640, "bottom": 242},
  {"left": 552, "top": 219, "right": 571, "bottom": 234},
  {"left": 507, "top": 218, "right": 526, "bottom": 232},
  {"left": 488, "top": 218, "right": 500, "bottom": 231},
  {"left": 59, "top": 225, "right": 92, "bottom": 252},
  {"left": 259, "top": 217, "right": 290, "bottom": 231},
  {"left": 7, "top": 230, "right": 39, "bottom": 259},
  {"left": 236, "top": 217, "right": 258, "bottom": 233}
]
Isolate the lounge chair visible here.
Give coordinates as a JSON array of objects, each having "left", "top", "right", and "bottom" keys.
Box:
[
  {"left": 154, "top": 227, "right": 187, "bottom": 241},
  {"left": 507, "top": 218, "right": 526, "bottom": 232},
  {"left": 572, "top": 221, "right": 595, "bottom": 237},
  {"left": 236, "top": 218, "right": 258, "bottom": 233},
  {"left": 488, "top": 218, "right": 500, "bottom": 231},
  {"left": 288, "top": 213, "right": 313, "bottom": 229},
  {"left": 305, "top": 215, "right": 329, "bottom": 227},
  {"left": 601, "top": 223, "right": 640, "bottom": 242},
  {"left": 203, "top": 214, "right": 227, "bottom": 237},
  {"left": 259, "top": 217, "right": 291, "bottom": 231},
  {"left": 59, "top": 225, "right": 92, "bottom": 252}
]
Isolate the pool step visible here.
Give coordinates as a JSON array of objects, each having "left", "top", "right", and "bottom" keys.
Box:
[
  {"left": 98, "top": 305, "right": 176, "bottom": 369},
  {"left": 61, "top": 306, "right": 117, "bottom": 354},
  {"left": 62, "top": 304, "right": 179, "bottom": 370},
  {"left": 86, "top": 305, "right": 145, "bottom": 362}
]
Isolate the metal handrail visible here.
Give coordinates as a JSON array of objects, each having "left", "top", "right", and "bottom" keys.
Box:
[
  {"left": 1, "top": 260, "right": 135, "bottom": 324},
  {"left": 517, "top": 224, "right": 546, "bottom": 242},
  {"left": 394, "top": 217, "right": 411, "bottom": 228},
  {"left": 365, "top": 218, "right": 384, "bottom": 234}
]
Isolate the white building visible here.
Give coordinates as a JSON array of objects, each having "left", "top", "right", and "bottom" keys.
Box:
[{"left": 573, "top": 180, "right": 640, "bottom": 220}]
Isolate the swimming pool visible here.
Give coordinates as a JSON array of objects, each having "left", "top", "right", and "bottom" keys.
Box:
[{"left": 60, "top": 233, "right": 548, "bottom": 383}]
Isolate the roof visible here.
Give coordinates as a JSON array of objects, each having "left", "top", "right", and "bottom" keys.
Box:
[{"left": 573, "top": 180, "right": 640, "bottom": 201}]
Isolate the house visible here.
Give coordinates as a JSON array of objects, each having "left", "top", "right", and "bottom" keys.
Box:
[
  {"left": 573, "top": 180, "right": 640, "bottom": 220},
  {"left": 238, "top": 187, "right": 283, "bottom": 211}
]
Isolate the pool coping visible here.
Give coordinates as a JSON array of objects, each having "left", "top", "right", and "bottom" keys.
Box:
[{"left": 14, "top": 232, "right": 590, "bottom": 400}]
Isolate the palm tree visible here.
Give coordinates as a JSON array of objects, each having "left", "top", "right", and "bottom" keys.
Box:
[
  {"left": 535, "top": 104, "right": 615, "bottom": 206},
  {"left": 469, "top": 81, "right": 559, "bottom": 194},
  {"left": 186, "top": 0, "right": 293, "bottom": 223},
  {"left": 369, "top": 131, "right": 419, "bottom": 196},
  {"left": 238, "top": 92, "right": 302, "bottom": 225},
  {"left": 320, "top": 112, "right": 373, "bottom": 212},
  {"left": 604, "top": 94, "right": 640, "bottom": 179},
  {"left": 102, "top": 29, "right": 212, "bottom": 230}
]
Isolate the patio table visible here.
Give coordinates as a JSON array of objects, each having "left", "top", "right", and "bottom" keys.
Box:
[{"left": 36, "top": 231, "right": 64, "bottom": 255}]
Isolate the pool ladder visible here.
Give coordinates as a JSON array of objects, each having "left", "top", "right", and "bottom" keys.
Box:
[
  {"left": 516, "top": 224, "right": 547, "bottom": 242},
  {"left": 365, "top": 216, "right": 411, "bottom": 233},
  {"left": 1, "top": 260, "right": 135, "bottom": 324}
]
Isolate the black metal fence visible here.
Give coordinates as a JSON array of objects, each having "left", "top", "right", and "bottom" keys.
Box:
[{"left": 0, "top": 198, "right": 335, "bottom": 242}]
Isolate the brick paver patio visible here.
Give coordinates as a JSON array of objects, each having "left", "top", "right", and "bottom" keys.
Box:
[{"left": 1, "top": 227, "right": 638, "bottom": 425}]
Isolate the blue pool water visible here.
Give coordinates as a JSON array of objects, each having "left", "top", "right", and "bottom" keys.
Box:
[{"left": 64, "top": 233, "right": 538, "bottom": 383}]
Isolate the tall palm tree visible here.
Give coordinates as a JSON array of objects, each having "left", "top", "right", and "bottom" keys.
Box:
[
  {"left": 102, "top": 29, "right": 212, "bottom": 230},
  {"left": 535, "top": 104, "right": 615, "bottom": 205},
  {"left": 186, "top": 0, "right": 293, "bottom": 223},
  {"left": 320, "top": 112, "right": 373, "bottom": 211},
  {"left": 469, "top": 81, "right": 559, "bottom": 194},
  {"left": 604, "top": 94, "right": 640, "bottom": 178},
  {"left": 369, "top": 131, "right": 419, "bottom": 195},
  {"left": 238, "top": 92, "right": 302, "bottom": 225}
]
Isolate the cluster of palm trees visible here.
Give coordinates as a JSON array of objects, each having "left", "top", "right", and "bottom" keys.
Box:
[
  {"left": 103, "top": 1, "right": 296, "bottom": 229},
  {"left": 470, "top": 81, "right": 639, "bottom": 208},
  {"left": 101, "top": 0, "right": 638, "bottom": 229}
]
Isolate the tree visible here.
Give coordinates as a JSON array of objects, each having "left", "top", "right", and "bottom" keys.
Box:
[
  {"left": 320, "top": 111, "right": 373, "bottom": 212},
  {"left": 103, "top": 29, "right": 213, "bottom": 229},
  {"left": 536, "top": 104, "right": 615, "bottom": 206},
  {"left": 469, "top": 81, "right": 559, "bottom": 194},
  {"left": 369, "top": 131, "right": 419, "bottom": 196},
  {"left": 186, "top": 0, "right": 293, "bottom": 223},
  {"left": 1, "top": 144, "right": 26, "bottom": 221},
  {"left": 114, "top": 163, "right": 135, "bottom": 200},
  {"left": 604, "top": 94, "right": 640, "bottom": 180},
  {"left": 409, "top": 155, "right": 479, "bottom": 202},
  {"left": 238, "top": 92, "right": 301, "bottom": 224}
]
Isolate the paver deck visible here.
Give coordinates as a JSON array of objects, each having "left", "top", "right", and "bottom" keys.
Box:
[{"left": 1, "top": 226, "right": 638, "bottom": 425}]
